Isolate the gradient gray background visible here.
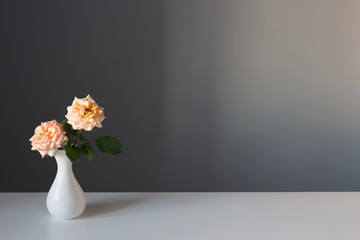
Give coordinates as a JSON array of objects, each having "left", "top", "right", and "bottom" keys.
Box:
[{"left": 2, "top": 0, "right": 360, "bottom": 192}]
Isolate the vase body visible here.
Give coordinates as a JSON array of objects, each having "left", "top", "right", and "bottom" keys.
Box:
[{"left": 46, "top": 150, "right": 86, "bottom": 219}]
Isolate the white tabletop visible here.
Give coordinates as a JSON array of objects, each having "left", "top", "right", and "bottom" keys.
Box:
[{"left": 1, "top": 192, "right": 359, "bottom": 240}]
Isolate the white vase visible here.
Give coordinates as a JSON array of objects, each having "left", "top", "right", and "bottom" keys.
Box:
[{"left": 46, "top": 150, "right": 86, "bottom": 219}]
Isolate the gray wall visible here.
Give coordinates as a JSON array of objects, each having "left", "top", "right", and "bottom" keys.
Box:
[{"left": 2, "top": 0, "right": 360, "bottom": 192}]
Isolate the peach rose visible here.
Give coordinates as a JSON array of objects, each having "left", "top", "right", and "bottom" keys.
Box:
[
  {"left": 65, "top": 94, "right": 105, "bottom": 131},
  {"left": 29, "top": 120, "right": 67, "bottom": 158}
]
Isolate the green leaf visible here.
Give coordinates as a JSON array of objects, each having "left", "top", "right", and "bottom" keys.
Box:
[
  {"left": 60, "top": 119, "right": 68, "bottom": 124},
  {"left": 61, "top": 123, "right": 76, "bottom": 145},
  {"left": 65, "top": 145, "right": 83, "bottom": 162},
  {"left": 62, "top": 123, "right": 75, "bottom": 135},
  {"left": 82, "top": 143, "right": 94, "bottom": 161},
  {"left": 95, "top": 136, "right": 124, "bottom": 155},
  {"left": 79, "top": 133, "right": 88, "bottom": 142}
]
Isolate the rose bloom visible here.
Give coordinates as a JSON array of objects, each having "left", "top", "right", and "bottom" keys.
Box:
[
  {"left": 29, "top": 120, "right": 67, "bottom": 158},
  {"left": 65, "top": 94, "right": 105, "bottom": 131}
]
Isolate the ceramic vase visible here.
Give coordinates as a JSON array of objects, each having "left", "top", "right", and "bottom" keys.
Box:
[{"left": 46, "top": 150, "right": 86, "bottom": 219}]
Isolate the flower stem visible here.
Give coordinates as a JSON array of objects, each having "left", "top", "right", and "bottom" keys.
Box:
[{"left": 73, "top": 130, "right": 82, "bottom": 147}]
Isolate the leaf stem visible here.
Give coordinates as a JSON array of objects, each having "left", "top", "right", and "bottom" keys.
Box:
[{"left": 78, "top": 141, "right": 94, "bottom": 147}]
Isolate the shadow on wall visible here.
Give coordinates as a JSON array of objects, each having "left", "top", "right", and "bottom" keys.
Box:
[
  {"left": 162, "top": 1, "right": 218, "bottom": 191},
  {"left": 0, "top": 0, "right": 165, "bottom": 192},
  {"left": 2, "top": 0, "right": 360, "bottom": 191}
]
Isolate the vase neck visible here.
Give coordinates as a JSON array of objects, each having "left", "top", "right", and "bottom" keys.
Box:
[{"left": 54, "top": 150, "right": 72, "bottom": 171}]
